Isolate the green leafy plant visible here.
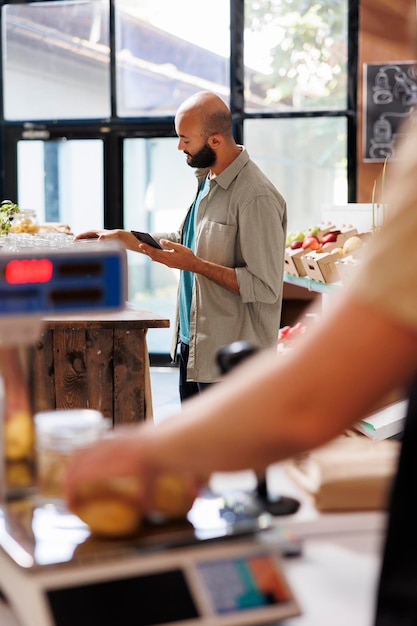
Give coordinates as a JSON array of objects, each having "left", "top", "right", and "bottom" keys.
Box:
[{"left": 0, "top": 200, "right": 20, "bottom": 235}]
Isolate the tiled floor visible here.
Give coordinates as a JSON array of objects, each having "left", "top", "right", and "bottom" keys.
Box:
[{"left": 149, "top": 365, "right": 181, "bottom": 423}]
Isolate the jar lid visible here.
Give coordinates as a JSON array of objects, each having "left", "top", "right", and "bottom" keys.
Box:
[{"left": 34, "top": 409, "right": 111, "bottom": 450}]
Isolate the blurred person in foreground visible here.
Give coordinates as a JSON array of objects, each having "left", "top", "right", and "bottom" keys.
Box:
[
  {"left": 67, "top": 107, "right": 417, "bottom": 624},
  {"left": 74, "top": 91, "right": 287, "bottom": 402},
  {"left": 67, "top": 109, "right": 417, "bottom": 626}
]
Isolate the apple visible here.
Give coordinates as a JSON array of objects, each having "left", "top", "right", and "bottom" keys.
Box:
[
  {"left": 290, "top": 240, "right": 303, "bottom": 250},
  {"left": 302, "top": 235, "right": 320, "bottom": 250},
  {"left": 286, "top": 231, "right": 304, "bottom": 246},
  {"left": 305, "top": 225, "right": 320, "bottom": 236},
  {"left": 321, "top": 232, "right": 338, "bottom": 244}
]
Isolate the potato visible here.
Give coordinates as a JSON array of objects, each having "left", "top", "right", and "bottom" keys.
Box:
[
  {"left": 70, "top": 472, "right": 196, "bottom": 538},
  {"left": 5, "top": 409, "right": 35, "bottom": 461},
  {"left": 73, "top": 497, "right": 143, "bottom": 538},
  {"left": 152, "top": 472, "right": 196, "bottom": 518},
  {"left": 343, "top": 236, "right": 363, "bottom": 255},
  {"left": 70, "top": 477, "right": 143, "bottom": 538}
]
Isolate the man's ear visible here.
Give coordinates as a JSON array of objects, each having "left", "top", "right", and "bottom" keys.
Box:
[{"left": 208, "top": 133, "right": 222, "bottom": 148}]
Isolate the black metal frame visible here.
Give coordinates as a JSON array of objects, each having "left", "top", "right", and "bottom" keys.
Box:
[{"left": 0, "top": 0, "right": 359, "bottom": 223}]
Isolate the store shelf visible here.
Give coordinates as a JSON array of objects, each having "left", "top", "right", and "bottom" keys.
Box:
[{"left": 284, "top": 273, "right": 342, "bottom": 294}]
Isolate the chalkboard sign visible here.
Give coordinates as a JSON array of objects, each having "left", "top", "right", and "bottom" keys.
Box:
[{"left": 363, "top": 61, "right": 417, "bottom": 162}]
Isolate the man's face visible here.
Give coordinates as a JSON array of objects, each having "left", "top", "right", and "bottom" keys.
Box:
[
  {"left": 175, "top": 112, "right": 217, "bottom": 169},
  {"left": 185, "top": 142, "right": 216, "bottom": 168}
]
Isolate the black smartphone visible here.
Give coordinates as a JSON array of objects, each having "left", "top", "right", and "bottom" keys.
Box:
[{"left": 131, "top": 231, "right": 163, "bottom": 249}]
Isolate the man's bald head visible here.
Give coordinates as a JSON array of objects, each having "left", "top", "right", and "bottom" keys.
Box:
[{"left": 176, "top": 91, "right": 233, "bottom": 138}]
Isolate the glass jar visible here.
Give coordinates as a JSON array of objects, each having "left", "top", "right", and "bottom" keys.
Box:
[
  {"left": 34, "top": 409, "right": 111, "bottom": 505},
  {"left": 10, "top": 209, "right": 39, "bottom": 235}
]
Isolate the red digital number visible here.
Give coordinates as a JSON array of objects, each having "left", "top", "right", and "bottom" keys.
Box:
[{"left": 4, "top": 259, "right": 54, "bottom": 284}]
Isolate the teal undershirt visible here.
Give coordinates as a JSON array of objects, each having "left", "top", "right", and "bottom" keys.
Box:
[{"left": 179, "top": 175, "right": 210, "bottom": 345}]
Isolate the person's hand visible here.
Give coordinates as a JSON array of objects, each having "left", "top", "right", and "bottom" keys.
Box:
[
  {"left": 73, "top": 229, "right": 106, "bottom": 240},
  {"left": 139, "top": 239, "right": 197, "bottom": 271},
  {"left": 74, "top": 229, "right": 144, "bottom": 253},
  {"left": 64, "top": 424, "right": 203, "bottom": 536}
]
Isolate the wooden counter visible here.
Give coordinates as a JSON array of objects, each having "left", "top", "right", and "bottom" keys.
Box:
[{"left": 26, "top": 307, "right": 170, "bottom": 425}]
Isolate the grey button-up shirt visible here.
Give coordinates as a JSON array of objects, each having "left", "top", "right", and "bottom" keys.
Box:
[{"left": 154, "top": 147, "right": 287, "bottom": 383}]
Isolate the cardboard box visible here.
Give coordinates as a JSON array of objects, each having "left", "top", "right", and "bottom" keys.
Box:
[
  {"left": 284, "top": 247, "right": 311, "bottom": 277},
  {"left": 335, "top": 255, "right": 361, "bottom": 284},
  {"left": 315, "top": 223, "right": 337, "bottom": 239},
  {"left": 301, "top": 250, "right": 342, "bottom": 283},
  {"left": 337, "top": 226, "right": 358, "bottom": 242}
]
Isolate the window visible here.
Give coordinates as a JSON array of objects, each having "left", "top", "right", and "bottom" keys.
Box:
[
  {"left": 0, "top": 0, "right": 357, "bottom": 356},
  {"left": 2, "top": 1, "right": 111, "bottom": 120},
  {"left": 115, "top": 0, "right": 231, "bottom": 116}
]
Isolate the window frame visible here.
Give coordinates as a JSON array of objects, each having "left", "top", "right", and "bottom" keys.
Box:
[
  {"left": 0, "top": 0, "right": 358, "bottom": 361},
  {"left": 0, "top": 0, "right": 359, "bottom": 216}
]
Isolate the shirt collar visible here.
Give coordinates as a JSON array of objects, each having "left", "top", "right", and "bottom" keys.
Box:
[
  {"left": 193, "top": 147, "right": 248, "bottom": 189},
  {"left": 212, "top": 146, "right": 248, "bottom": 190}
]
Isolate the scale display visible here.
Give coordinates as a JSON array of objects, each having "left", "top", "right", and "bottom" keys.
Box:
[
  {"left": 0, "top": 242, "right": 127, "bottom": 315},
  {"left": 0, "top": 242, "right": 127, "bottom": 345},
  {"left": 45, "top": 550, "right": 295, "bottom": 626}
]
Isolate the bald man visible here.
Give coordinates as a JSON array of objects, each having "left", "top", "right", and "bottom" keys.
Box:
[{"left": 75, "top": 91, "right": 287, "bottom": 401}]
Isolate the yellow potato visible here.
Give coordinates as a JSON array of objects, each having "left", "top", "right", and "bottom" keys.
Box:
[
  {"left": 343, "top": 236, "right": 363, "bottom": 255},
  {"left": 74, "top": 498, "right": 143, "bottom": 538},
  {"left": 5, "top": 410, "right": 35, "bottom": 461},
  {"left": 70, "top": 472, "right": 196, "bottom": 538},
  {"left": 70, "top": 477, "right": 143, "bottom": 538},
  {"left": 153, "top": 472, "right": 196, "bottom": 518}
]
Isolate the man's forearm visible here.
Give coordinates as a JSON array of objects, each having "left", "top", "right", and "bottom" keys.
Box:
[{"left": 192, "top": 257, "right": 239, "bottom": 294}]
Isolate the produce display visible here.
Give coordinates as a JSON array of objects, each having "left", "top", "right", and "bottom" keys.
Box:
[{"left": 285, "top": 222, "right": 370, "bottom": 284}]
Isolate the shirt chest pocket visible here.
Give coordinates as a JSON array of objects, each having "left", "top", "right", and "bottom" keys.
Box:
[{"left": 196, "top": 221, "right": 237, "bottom": 266}]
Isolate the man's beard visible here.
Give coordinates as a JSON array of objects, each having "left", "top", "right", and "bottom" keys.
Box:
[{"left": 186, "top": 143, "right": 216, "bottom": 168}]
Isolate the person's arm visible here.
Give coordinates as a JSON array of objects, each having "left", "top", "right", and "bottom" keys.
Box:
[
  {"left": 139, "top": 239, "right": 240, "bottom": 294},
  {"left": 74, "top": 228, "right": 146, "bottom": 253},
  {"left": 64, "top": 289, "right": 417, "bottom": 513},
  {"left": 138, "top": 192, "right": 286, "bottom": 298},
  {"left": 189, "top": 255, "right": 239, "bottom": 293}
]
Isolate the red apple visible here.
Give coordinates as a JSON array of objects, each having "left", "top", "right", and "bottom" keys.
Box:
[
  {"left": 321, "top": 232, "right": 338, "bottom": 244},
  {"left": 302, "top": 235, "right": 320, "bottom": 250},
  {"left": 290, "top": 240, "right": 303, "bottom": 249}
]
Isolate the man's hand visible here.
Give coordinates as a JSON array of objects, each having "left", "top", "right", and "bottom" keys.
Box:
[
  {"left": 142, "top": 239, "right": 239, "bottom": 294},
  {"left": 139, "top": 239, "right": 197, "bottom": 270}
]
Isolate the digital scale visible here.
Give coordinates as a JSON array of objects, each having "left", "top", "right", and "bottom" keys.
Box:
[
  {"left": 0, "top": 491, "right": 301, "bottom": 626},
  {"left": 0, "top": 241, "right": 127, "bottom": 346},
  {"left": 0, "top": 241, "right": 302, "bottom": 626}
]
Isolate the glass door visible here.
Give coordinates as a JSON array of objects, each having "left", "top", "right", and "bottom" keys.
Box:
[
  {"left": 123, "top": 137, "right": 196, "bottom": 355},
  {"left": 17, "top": 138, "right": 104, "bottom": 231}
]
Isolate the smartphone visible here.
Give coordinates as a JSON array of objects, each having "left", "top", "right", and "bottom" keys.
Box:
[{"left": 131, "top": 231, "right": 163, "bottom": 249}]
